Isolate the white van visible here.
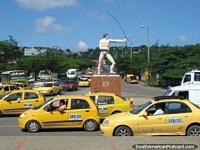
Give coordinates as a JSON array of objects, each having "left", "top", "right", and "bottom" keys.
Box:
[
  {"left": 66, "top": 69, "right": 78, "bottom": 79},
  {"left": 181, "top": 70, "right": 200, "bottom": 86},
  {"left": 164, "top": 85, "right": 200, "bottom": 107}
]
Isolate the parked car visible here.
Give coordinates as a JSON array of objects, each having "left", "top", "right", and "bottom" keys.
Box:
[
  {"left": 0, "top": 90, "right": 45, "bottom": 116},
  {"left": 61, "top": 80, "right": 78, "bottom": 91},
  {"left": 126, "top": 75, "right": 139, "bottom": 84},
  {"left": 101, "top": 96, "right": 200, "bottom": 136},
  {"left": 18, "top": 95, "right": 100, "bottom": 133},
  {"left": 0, "top": 84, "right": 19, "bottom": 97},
  {"left": 36, "top": 82, "right": 62, "bottom": 96},
  {"left": 85, "top": 92, "right": 134, "bottom": 119}
]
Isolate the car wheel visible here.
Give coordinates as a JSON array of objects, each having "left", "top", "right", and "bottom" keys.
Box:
[
  {"left": 58, "top": 90, "right": 61, "bottom": 95},
  {"left": 50, "top": 91, "right": 53, "bottom": 96},
  {"left": 83, "top": 119, "right": 98, "bottom": 132},
  {"left": 0, "top": 110, "right": 3, "bottom": 117},
  {"left": 114, "top": 126, "right": 132, "bottom": 136},
  {"left": 26, "top": 120, "right": 41, "bottom": 133},
  {"left": 187, "top": 125, "right": 200, "bottom": 136}
]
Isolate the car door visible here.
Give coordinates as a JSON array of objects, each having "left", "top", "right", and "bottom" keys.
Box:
[
  {"left": 1, "top": 92, "right": 23, "bottom": 114},
  {"left": 66, "top": 98, "right": 91, "bottom": 128},
  {"left": 41, "top": 99, "right": 68, "bottom": 128},
  {"left": 23, "top": 91, "right": 42, "bottom": 109},
  {"left": 137, "top": 102, "right": 167, "bottom": 135},
  {"left": 97, "top": 96, "right": 115, "bottom": 117},
  {"left": 164, "top": 102, "right": 193, "bottom": 134}
]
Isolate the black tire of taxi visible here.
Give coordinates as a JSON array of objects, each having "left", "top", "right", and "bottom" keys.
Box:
[
  {"left": 26, "top": 120, "right": 41, "bottom": 133},
  {"left": 50, "top": 91, "right": 53, "bottom": 96},
  {"left": 114, "top": 126, "right": 133, "bottom": 136},
  {"left": 186, "top": 125, "right": 200, "bottom": 136},
  {"left": 58, "top": 90, "right": 61, "bottom": 95},
  {"left": 0, "top": 111, "right": 2, "bottom": 117},
  {"left": 83, "top": 119, "right": 98, "bottom": 132}
]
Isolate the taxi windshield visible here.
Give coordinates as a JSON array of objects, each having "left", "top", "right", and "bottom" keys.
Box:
[
  {"left": 131, "top": 101, "right": 152, "bottom": 114},
  {"left": 33, "top": 98, "right": 53, "bottom": 110}
]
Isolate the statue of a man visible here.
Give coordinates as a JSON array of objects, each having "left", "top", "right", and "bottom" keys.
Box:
[{"left": 97, "top": 33, "right": 128, "bottom": 75}]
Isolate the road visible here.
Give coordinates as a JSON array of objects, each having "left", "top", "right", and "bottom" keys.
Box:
[{"left": 1, "top": 81, "right": 199, "bottom": 150}]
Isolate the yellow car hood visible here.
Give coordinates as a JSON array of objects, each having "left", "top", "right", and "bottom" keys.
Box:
[{"left": 105, "top": 112, "right": 135, "bottom": 121}]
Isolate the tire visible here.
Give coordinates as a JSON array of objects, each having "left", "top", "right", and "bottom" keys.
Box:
[
  {"left": 50, "top": 91, "right": 53, "bottom": 96},
  {"left": 0, "top": 111, "right": 3, "bottom": 117},
  {"left": 26, "top": 120, "right": 41, "bottom": 133},
  {"left": 58, "top": 90, "right": 61, "bottom": 95},
  {"left": 83, "top": 119, "right": 98, "bottom": 132},
  {"left": 187, "top": 125, "right": 200, "bottom": 136},
  {"left": 114, "top": 126, "right": 132, "bottom": 136}
]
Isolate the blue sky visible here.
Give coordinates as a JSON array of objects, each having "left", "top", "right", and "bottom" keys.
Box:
[{"left": 0, "top": 0, "right": 199, "bottom": 51}]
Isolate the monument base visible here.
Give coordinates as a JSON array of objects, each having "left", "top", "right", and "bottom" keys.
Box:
[{"left": 90, "top": 75, "right": 121, "bottom": 96}]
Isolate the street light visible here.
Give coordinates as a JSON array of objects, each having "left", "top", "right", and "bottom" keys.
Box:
[{"left": 140, "top": 24, "right": 150, "bottom": 86}]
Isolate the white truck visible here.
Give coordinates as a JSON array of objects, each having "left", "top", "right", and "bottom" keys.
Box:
[
  {"left": 181, "top": 70, "right": 200, "bottom": 86},
  {"left": 164, "top": 85, "right": 200, "bottom": 107}
]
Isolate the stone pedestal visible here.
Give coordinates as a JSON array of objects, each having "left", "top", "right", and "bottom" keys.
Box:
[{"left": 90, "top": 75, "right": 121, "bottom": 96}]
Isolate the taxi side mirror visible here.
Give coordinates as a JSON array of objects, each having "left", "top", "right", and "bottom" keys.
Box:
[
  {"left": 139, "top": 111, "right": 147, "bottom": 117},
  {"left": 45, "top": 105, "right": 52, "bottom": 112}
]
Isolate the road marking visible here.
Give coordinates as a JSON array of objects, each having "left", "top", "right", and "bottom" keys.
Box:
[
  {"left": 111, "top": 137, "right": 117, "bottom": 150},
  {"left": 14, "top": 136, "right": 29, "bottom": 150}
]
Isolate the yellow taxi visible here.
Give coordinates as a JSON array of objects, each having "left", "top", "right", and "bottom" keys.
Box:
[
  {"left": 36, "top": 82, "right": 62, "bottom": 96},
  {"left": 85, "top": 92, "right": 134, "bottom": 119},
  {"left": 18, "top": 95, "right": 100, "bottom": 133},
  {"left": 0, "top": 90, "right": 45, "bottom": 116},
  {"left": 124, "top": 74, "right": 134, "bottom": 82},
  {"left": 100, "top": 96, "right": 200, "bottom": 136},
  {"left": 0, "top": 84, "right": 19, "bottom": 97},
  {"left": 14, "top": 83, "right": 32, "bottom": 90},
  {"left": 127, "top": 75, "right": 139, "bottom": 84},
  {"left": 87, "top": 70, "right": 93, "bottom": 75},
  {"left": 79, "top": 77, "right": 90, "bottom": 87}
]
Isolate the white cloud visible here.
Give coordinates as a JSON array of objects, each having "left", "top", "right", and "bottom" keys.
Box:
[
  {"left": 178, "top": 35, "right": 189, "bottom": 43},
  {"left": 15, "top": 0, "right": 78, "bottom": 10},
  {"left": 87, "top": 12, "right": 105, "bottom": 22},
  {"left": 77, "top": 41, "right": 89, "bottom": 51},
  {"left": 35, "top": 16, "right": 72, "bottom": 33}
]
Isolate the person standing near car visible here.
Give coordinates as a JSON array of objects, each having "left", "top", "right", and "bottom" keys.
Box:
[{"left": 97, "top": 33, "right": 128, "bottom": 75}]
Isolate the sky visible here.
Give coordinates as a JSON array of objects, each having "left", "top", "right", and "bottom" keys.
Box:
[{"left": 0, "top": 0, "right": 200, "bottom": 51}]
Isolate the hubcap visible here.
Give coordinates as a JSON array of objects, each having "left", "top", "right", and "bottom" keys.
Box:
[
  {"left": 118, "top": 128, "right": 129, "bottom": 136},
  {"left": 190, "top": 128, "right": 200, "bottom": 136},
  {"left": 29, "top": 122, "right": 38, "bottom": 132},
  {"left": 86, "top": 121, "right": 95, "bottom": 130}
]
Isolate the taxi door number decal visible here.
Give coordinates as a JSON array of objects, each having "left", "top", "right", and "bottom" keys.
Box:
[
  {"left": 168, "top": 117, "right": 183, "bottom": 125},
  {"left": 24, "top": 103, "right": 33, "bottom": 108},
  {"left": 69, "top": 114, "right": 82, "bottom": 120},
  {"left": 98, "top": 107, "right": 108, "bottom": 112}
]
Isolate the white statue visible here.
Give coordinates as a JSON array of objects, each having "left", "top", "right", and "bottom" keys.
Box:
[{"left": 97, "top": 33, "right": 128, "bottom": 75}]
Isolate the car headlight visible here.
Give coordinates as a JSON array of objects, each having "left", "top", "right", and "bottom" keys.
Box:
[
  {"left": 102, "top": 120, "right": 109, "bottom": 126},
  {"left": 19, "top": 113, "right": 27, "bottom": 118}
]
